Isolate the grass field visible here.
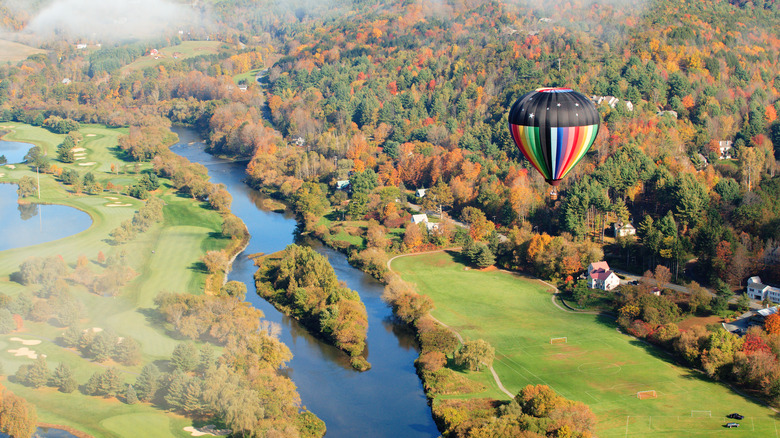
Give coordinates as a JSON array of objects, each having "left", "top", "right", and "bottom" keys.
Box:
[
  {"left": 122, "top": 41, "right": 223, "bottom": 72},
  {"left": 0, "top": 39, "right": 46, "bottom": 63},
  {"left": 0, "top": 123, "right": 227, "bottom": 436},
  {"left": 391, "top": 251, "right": 780, "bottom": 437}
]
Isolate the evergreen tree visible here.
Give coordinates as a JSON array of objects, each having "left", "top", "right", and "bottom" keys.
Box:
[
  {"left": 125, "top": 384, "right": 138, "bottom": 404},
  {"left": 98, "top": 367, "right": 122, "bottom": 397},
  {"left": 171, "top": 343, "right": 199, "bottom": 372},
  {"left": 165, "top": 370, "right": 188, "bottom": 410},
  {"left": 51, "top": 362, "right": 75, "bottom": 392},
  {"left": 84, "top": 371, "right": 101, "bottom": 395},
  {"left": 26, "top": 356, "right": 50, "bottom": 388},
  {"left": 197, "top": 344, "right": 215, "bottom": 375},
  {"left": 135, "top": 363, "right": 161, "bottom": 402}
]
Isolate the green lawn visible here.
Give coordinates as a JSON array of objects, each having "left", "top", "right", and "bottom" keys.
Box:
[
  {"left": 122, "top": 41, "right": 223, "bottom": 72},
  {"left": 392, "top": 251, "right": 780, "bottom": 437},
  {"left": 0, "top": 124, "right": 227, "bottom": 436}
]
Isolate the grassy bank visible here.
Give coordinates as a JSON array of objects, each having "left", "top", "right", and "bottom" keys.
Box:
[
  {"left": 0, "top": 124, "right": 229, "bottom": 436},
  {"left": 391, "top": 251, "right": 780, "bottom": 437}
]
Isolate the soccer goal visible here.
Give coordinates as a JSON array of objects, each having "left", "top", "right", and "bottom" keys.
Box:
[
  {"left": 691, "top": 410, "right": 711, "bottom": 417},
  {"left": 550, "top": 337, "right": 568, "bottom": 344},
  {"left": 636, "top": 390, "right": 657, "bottom": 400}
]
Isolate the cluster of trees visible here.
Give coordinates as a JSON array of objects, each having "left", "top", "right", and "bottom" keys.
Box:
[
  {"left": 0, "top": 388, "right": 37, "bottom": 438},
  {"left": 255, "top": 244, "right": 369, "bottom": 369},
  {"left": 153, "top": 291, "right": 324, "bottom": 436},
  {"left": 109, "top": 197, "right": 165, "bottom": 243},
  {"left": 60, "top": 327, "right": 142, "bottom": 365}
]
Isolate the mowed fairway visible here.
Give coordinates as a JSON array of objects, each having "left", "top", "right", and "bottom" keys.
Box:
[
  {"left": 0, "top": 123, "right": 227, "bottom": 436},
  {"left": 392, "top": 251, "right": 780, "bottom": 437}
]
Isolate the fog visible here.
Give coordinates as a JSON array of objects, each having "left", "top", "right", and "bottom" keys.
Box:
[{"left": 22, "top": 0, "right": 196, "bottom": 41}]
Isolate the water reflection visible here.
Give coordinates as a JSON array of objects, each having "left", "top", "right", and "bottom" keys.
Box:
[
  {"left": 18, "top": 202, "right": 38, "bottom": 220},
  {"left": 171, "top": 127, "right": 439, "bottom": 438}
]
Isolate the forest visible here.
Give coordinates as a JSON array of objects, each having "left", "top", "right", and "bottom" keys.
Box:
[{"left": 1, "top": 0, "right": 780, "bottom": 436}]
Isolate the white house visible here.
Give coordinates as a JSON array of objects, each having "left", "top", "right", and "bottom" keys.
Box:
[
  {"left": 587, "top": 261, "right": 620, "bottom": 291},
  {"left": 335, "top": 180, "right": 350, "bottom": 190},
  {"left": 416, "top": 188, "right": 427, "bottom": 198},
  {"left": 411, "top": 214, "right": 428, "bottom": 225},
  {"left": 747, "top": 276, "right": 780, "bottom": 303},
  {"left": 719, "top": 141, "right": 733, "bottom": 160},
  {"left": 613, "top": 222, "right": 636, "bottom": 237}
]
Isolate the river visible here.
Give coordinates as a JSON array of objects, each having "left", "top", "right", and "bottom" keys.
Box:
[{"left": 169, "top": 127, "right": 439, "bottom": 438}]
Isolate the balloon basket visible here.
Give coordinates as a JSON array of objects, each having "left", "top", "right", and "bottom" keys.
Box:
[{"left": 549, "top": 188, "right": 558, "bottom": 201}]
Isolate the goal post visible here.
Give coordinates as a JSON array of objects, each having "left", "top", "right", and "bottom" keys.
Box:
[
  {"left": 550, "top": 337, "right": 567, "bottom": 345},
  {"left": 690, "top": 410, "right": 711, "bottom": 417},
  {"left": 636, "top": 390, "right": 657, "bottom": 400}
]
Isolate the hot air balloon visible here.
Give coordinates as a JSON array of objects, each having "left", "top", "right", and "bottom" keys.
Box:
[{"left": 508, "top": 88, "right": 600, "bottom": 189}]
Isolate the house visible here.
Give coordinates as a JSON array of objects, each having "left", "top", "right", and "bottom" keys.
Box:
[
  {"left": 747, "top": 276, "right": 780, "bottom": 303},
  {"left": 76, "top": 43, "right": 87, "bottom": 49},
  {"left": 613, "top": 221, "right": 636, "bottom": 237},
  {"left": 591, "top": 96, "right": 634, "bottom": 112},
  {"left": 238, "top": 84, "right": 248, "bottom": 91},
  {"left": 294, "top": 137, "right": 305, "bottom": 146},
  {"left": 149, "top": 49, "right": 159, "bottom": 57},
  {"left": 336, "top": 180, "right": 350, "bottom": 190},
  {"left": 749, "top": 306, "right": 780, "bottom": 325},
  {"left": 411, "top": 214, "right": 428, "bottom": 225},
  {"left": 587, "top": 261, "right": 620, "bottom": 291},
  {"left": 416, "top": 188, "right": 427, "bottom": 198},
  {"left": 61, "top": 78, "right": 71, "bottom": 85},
  {"left": 719, "top": 141, "right": 733, "bottom": 160},
  {"left": 656, "top": 110, "right": 678, "bottom": 119}
]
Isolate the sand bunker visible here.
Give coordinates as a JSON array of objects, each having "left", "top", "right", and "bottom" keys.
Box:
[
  {"left": 10, "top": 337, "right": 41, "bottom": 346},
  {"left": 183, "top": 426, "right": 231, "bottom": 437},
  {"left": 78, "top": 162, "right": 96, "bottom": 166},
  {"left": 75, "top": 157, "right": 85, "bottom": 160},
  {"left": 105, "top": 196, "right": 118, "bottom": 200},
  {"left": 85, "top": 134, "right": 96, "bottom": 137},
  {"left": 106, "top": 203, "right": 132, "bottom": 207},
  {"left": 6, "top": 164, "right": 15, "bottom": 169},
  {"left": 0, "top": 173, "right": 4, "bottom": 178},
  {"left": 73, "top": 153, "right": 87, "bottom": 157},
  {"left": 7, "top": 347, "right": 44, "bottom": 359},
  {"left": 71, "top": 147, "right": 86, "bottom": 152}
]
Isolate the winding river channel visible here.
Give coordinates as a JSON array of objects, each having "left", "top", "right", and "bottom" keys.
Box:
[{"left": 170, "top": 127, "right": 440, "bottom": 438}]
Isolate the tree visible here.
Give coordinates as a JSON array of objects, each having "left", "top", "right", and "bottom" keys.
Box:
[
  {"left": 24, "top": 145, "right": 49, "bottom": 170},
  {"left": 765, "top": 313, "right": 780, "bottom": 335},
  {"left": 125, "top": 384, "right": 138, "bottom": 404},
  {"left": 135, "top": 363, "right": 161, "bottom": 402},
  {"left": 516, "top": 384, "right": 562, "bottom": 417},
  {"left": 51, "top": 363, "right": 77, "bottom": 393},
  {"left": 115, "top": 337, "right": 142, "bottom": 366},
  {"left": 26, "top": 356, "right": 50, "bottom": 388},
  {"left": 98, "top": 367, "right": 122, "bottom": 397},
  {"left": 17, "top": 176, "right": 37, "bottom": 198},
  {"left": 171, "top": 343, "right": 199, "bottom": 372},
  {"left": 455, "top": 339, "right": 495, "bottom": 371},
  {"left": 201, "top": 250, "right": 228, "bottom": 274},
  {"left": 0, "top": 388, "right": 37, "bottom": 438}
]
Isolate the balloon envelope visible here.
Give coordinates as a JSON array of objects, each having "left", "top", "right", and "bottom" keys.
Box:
[{"left": 508, "top": 87, "right": 599, "bottom": 186}]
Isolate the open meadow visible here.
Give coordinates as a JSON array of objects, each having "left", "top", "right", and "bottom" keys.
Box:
[
  {"left": 121, "top": 41, "right": 223, "bottom": 72},
  {"left": 391, "top": 251, "right": 780, "bottom": 437},
  {"left": 0, "top": 123, "right": 227, "bottom": 436},
  {"left": 0, "top": 39, "right": 46, "bottom": 63}
]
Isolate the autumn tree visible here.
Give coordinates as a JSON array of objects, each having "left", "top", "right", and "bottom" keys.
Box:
[{"left": 455, "top": 339, "right": 495, "bottom": 371}]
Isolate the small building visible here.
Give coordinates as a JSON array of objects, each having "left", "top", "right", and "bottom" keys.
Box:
[
  {"left": 747, "top": 276, "right": 780, "bottom": 303},
  {"left": 426, "top": 222, "right": 440, "bottom": 232},
  {"left": 587, "top": 261, "right": 619, "bottom": 291},
  {"left": 336, "top": 180, "right": 350, "bottom": 190},
  {"left": 592, "top": 96, "right": 634, "bottom": 112},
  {"left": 76, "top": 43, "right": 87, "bottom": 49},
  {"left": 750, "top": 306, "right": 780, "bottom": 325},
  {"left": 61, "top": 78, "right": 71, "bottom": 85},
  {"left": 294, "top": 137, "right": 304, "bottom": 146},
  {"left": 613, "top": 221, "right": 636, "bottom": 237},
  {"left": 719, "top": 140, "right": 733, "bottom": 160},
  {"left": 416, "top": 188, "right": 427, "bottom": 198},
  {"left": 411, "top": 214, "right": 428, "bottom": 225}
]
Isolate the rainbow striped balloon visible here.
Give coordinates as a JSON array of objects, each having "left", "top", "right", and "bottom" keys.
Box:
[{"left": 508, "top": 88, "right": 600, "bottom": 186}]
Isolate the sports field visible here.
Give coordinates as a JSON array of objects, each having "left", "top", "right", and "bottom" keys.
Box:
[{"left": 391, "top": 251, "right": 780, "bottom": 437}]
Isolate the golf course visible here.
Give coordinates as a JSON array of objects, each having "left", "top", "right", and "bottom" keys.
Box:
[
  {"left": 391, "top": 251, "right": 780, "bottom": 437},
  {"left": 0, "top": 123, "right": 230, "bottom": 436}
]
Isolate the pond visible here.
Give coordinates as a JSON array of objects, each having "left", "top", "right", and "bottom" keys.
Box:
[
  {"left": 0, "top": 139, "right": 33, "bottom": 164},
  {"left": 0, "top": 141, "right": 92, "bottom": 253},
  {"left": 170, "top": 127, "right": 439, "bottom": 438}
]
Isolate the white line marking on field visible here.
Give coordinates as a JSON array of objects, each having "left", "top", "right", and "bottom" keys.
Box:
[{"left": 625, "top": 416, "right": 630, "bottom": 438}]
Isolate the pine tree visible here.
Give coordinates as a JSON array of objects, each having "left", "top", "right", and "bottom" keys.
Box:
[
  {"left": 171, "top": 343, "right": 198, "bottom": 372},
  {"left": 197, "top": 344, "right": 215, "bottom": 375},
  {"left": 52, "top": 363, "right": 74, "bottom": 392},
  {"left": 84, "top": 371, "right": 101, "bottom": 396},
  {"left": 125, "top": 384, "right": 138, "bottom": 404},
  {"left": 135, "top": 363, "right": 161, "bottom": 402},
  {"left": 99, "top": 367, "right": 122, "bottom": 397},
  {"left": 27, "top": 356, "right": 50, "bottom": 388},
  {"left": 165, "top": 371, "right": 188, "bottom": 410}
]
